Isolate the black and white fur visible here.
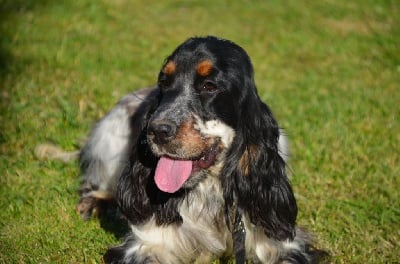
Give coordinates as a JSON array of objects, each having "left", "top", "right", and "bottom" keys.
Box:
[{"left": 76, "top": 36, "right": 325, "bottom": 263}]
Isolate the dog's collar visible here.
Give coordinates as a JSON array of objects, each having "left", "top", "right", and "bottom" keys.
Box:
[{"left": 232, "top": 208, "right": 246, "bottom": 264}]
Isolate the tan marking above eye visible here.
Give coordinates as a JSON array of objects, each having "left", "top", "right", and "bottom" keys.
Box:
[
  {"left": 196, "top": 60, "right": 213, "bottom": 77},
  {"left": 163, "top": 61, "right": 176, "bottom": 75}
]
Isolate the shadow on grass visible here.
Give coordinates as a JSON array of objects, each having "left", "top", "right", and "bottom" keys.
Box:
[
  {"left": 99, "top": 213, "right": 130, "bottom": 240},
  {"left": 0, "top": 0, "right": 53, "bottom": 145},
  {"left": 0, "top": 0, "right": 51, "bottom": 76},
  {"left": 95, "top": 200, "right": 130, "bottom": 240}
]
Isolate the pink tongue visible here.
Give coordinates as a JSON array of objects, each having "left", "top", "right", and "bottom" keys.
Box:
[{"left": 154, "top": 157, "right": 193, "bottom": 193}]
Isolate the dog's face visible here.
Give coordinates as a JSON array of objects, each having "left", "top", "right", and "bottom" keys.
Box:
[{"left": 146, "top": 37, "right": 255, "bottom": 193}]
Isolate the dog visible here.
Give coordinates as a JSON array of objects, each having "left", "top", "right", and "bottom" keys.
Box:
[{"left": 75, "top": 36, "right": 326, "bottom": 263}]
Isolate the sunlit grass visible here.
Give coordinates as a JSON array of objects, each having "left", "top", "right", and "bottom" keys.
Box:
[{"left": 1, "top": 0, "right": 399, "bottom": 263}]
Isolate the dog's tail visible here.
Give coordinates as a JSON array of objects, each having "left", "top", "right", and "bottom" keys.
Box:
[{"left": 34, "top": 143, "right": 79, "bottom": 163}]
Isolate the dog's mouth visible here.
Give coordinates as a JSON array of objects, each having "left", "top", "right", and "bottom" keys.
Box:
[{"left": 154, "top": 144, "right": 218, "bottom": 193}]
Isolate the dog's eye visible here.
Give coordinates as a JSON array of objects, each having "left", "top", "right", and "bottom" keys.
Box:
[
  {"left": 202, "top": 81, "right": 218, "bottom": 92},
  {"left": 158, "top": 79, "right": 166, "bottom": 87},
  {"left": 158, "top": 77, "right": 169, "bottom": 89}
]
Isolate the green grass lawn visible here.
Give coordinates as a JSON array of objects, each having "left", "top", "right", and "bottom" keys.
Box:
[{"left": 1, "top": 0, "right": 399, "bottom": 263}]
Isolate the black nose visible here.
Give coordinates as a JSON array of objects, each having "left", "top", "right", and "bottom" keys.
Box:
[{"left": 148, "top": 121, "right": 176, "bottom": 144}]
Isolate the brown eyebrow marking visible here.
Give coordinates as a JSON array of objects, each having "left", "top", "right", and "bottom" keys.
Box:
[
  {"left": 163, "top": 61, "right": 176, "bottom": 75},
  {"left": 196, "top": 60, "right": 213, "bottom": 77}
]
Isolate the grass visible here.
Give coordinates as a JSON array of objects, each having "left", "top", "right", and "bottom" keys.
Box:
[{"left": 0, "top": 0, "right": 399, "bottom": 263}]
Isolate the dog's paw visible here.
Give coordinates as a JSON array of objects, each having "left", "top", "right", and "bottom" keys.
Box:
[
  {"left": 76, "top": 190, "right": 116, "bottom": 220},
  {"left": 76, "top": 196, "right": 99, "bottom": 220}
]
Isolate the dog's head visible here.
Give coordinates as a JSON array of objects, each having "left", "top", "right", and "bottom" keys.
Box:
[
  {"left": 145, "top": 36, "right": 297, "bottom": 241},
  {"left": 147, "top": 36, "right": 250, "bottom": 193}
]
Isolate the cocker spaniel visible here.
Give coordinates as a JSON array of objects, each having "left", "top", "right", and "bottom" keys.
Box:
[{"left": 76, "top": 36, "right": 325, "bottom": 263}]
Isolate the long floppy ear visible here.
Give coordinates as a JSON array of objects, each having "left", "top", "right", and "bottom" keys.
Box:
[
  {"left": 117, "top": 88, "right": 183, "bottom": 225},
  {"left": 223, "top": 93, "right": 297, "bottom": 241},
  {"left": 116, "top": 91, "right": 159, "bottom": 224}
]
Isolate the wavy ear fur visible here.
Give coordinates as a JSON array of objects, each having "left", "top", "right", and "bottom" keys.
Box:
[
  {"left": 223, "top": 88, "right": 297, "bottom": 241},
  {"left": 116, "top": 89, "right": 183, "bottom": 225}
]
